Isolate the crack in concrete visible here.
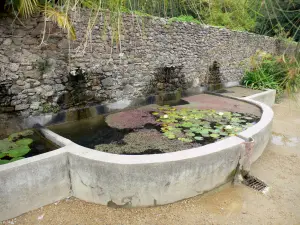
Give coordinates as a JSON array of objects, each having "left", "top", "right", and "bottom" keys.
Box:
[{"left": 66, "top": 154, "right": 73, "bottom": 196}]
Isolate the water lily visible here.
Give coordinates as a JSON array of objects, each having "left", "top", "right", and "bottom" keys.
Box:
[
  {"left": 163, "top": 115, "right": 168, "bottom": 118},
  {"left": 218, "top": 112, "right": 224, "bottom": 116},
  {"left": 225, "top": 125, "right": 233, "bottom": 130}
]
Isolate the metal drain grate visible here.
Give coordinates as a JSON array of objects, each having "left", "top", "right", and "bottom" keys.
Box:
[{"left": 242, "top": 175, "right": 269, "bottom": 194}]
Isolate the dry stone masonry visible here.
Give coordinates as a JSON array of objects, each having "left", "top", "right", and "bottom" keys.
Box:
[{"left": 0, "top": 13, "right": 296, "bottom": 117}]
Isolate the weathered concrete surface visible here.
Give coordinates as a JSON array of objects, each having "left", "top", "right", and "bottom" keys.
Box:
[
  {"left": 69, "top": 137, "right": 243, "bottom": 207},
  {"left": 4, "top": 95, "right": 299, "bottom": 225},
  {"left": 0, "top": 149, "right": 70, "bottom": 221},
  {"left": 239, "top": 99, "right": 274, "bottom": 163},
  {"left": 243, "top": 89, "right": 276, "bottom": 108},
  {"left": 0, "top": 94, "right": 273, "bottom": 221}
]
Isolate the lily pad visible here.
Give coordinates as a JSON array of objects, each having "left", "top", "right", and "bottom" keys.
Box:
[
  {"left": 186, "top": 132, "right": 195, "bottom": 137},
  {"left": 194, "top": 136, "right": 204, "bottom": 141},
  {"left": 8, "top": 130, "right": 34, "bottom": 141},
  {"left": 0, "top": 152, "right": 6, "bottom": 159},
  {"left": 210, "top": 133, "right": 220, "bottom": 138},
  {"left": 178, "top": 138, "right": 193, "bottom": 143},
  {"left": 0, "top": 160, "right": 10, "bottom": 165},
  {"left": 0, "top": 139, "right": 17, "bottom": 152},
  {"left": 200, "top": 129, "right": 210, "bottom": 135},
  {"left": 7, "top": 146, "right": 31, "bottom": 158},
  {"left": 10, "top": 157, "right": 25, "bottom": 162},
  {"left": 16, "top": 138, "right": 33, "bottom": 146}
]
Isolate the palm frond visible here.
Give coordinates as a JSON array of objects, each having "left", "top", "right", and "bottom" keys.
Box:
[
  {"left": 43, "top": 5, "right": 76, "bottom": 40},
  {"left": 18, "top": 0, "right": 38, "bottom": 17}
]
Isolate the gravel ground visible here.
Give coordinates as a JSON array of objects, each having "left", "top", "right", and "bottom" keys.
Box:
[{"left": 2, "top": 96, "right": 300, "bottom": 225}]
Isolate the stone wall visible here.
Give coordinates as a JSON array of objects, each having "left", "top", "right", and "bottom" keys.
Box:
[{"left": 0, "top": 13, "right": 296, "bottom": 117}]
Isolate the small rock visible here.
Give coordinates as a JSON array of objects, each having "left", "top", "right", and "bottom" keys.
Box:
[
  {"left": 35, "top": 87, "right": 43, "bottom": 94},
  {"left": 54, "top": 84, "right": 65, "bottom": 91},
  {"left": 16, "top": 80, "right": 25, "bottom": 86},
  {"left": 30, "top": 102, "right": 40, "bottom": 110},
  {"left": 44, "top": 91, "right": 54, "bottom": 97},
  {"left": 9, "top": 63, "right": 20, "bottom": 72},
  {"left": 24, "top": 70, "right": 39, "bottom": 79},
  {"left": 101, "top": 77, "right": 115, "bottom": 87},
  {"left": 43, "top": 85, "right": 53, "bottom": 91},
  {"left": 0, "top": 54, "right": 9, "bottom": 63},
  {"left": 3, "top": 38, "right": 12, "bottom": 46},
  {"left": 12, "top": 38, "right": 22, "bottom": 46},
  {"left": 15, "top": 104, "right": 29, "bottom": 111},
  {"left": 102, "top": 65, "right": 114, "bottom": 72}
]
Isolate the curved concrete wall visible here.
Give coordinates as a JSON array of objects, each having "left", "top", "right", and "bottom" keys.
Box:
[
  {"left": 0, "top": 95, "right": 273, "bottom": 221},
  {"left": 69, "top": 137, "right": 243, "bottom": 207}
]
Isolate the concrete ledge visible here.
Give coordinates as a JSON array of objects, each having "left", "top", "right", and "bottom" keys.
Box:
[
  {"left": 0, "top": 148, "right": 70, "bottom": 221},
  {"left": 243, "top": 89, "right": 276, "bottom": 107},
  {"left": 0, "top": 94, "right": 274, "bottom": 221},
  {"left": 238, "top": 99, "right": 274, "bottom": 163}
]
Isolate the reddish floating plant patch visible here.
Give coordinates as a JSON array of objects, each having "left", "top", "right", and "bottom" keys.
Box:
[{"left": 105, "top": 109, "right": 158, "bottom": 129}]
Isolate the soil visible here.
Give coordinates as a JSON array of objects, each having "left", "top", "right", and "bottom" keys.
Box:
[{"left": 3, "top": 95, "right": 300, "bottom": 225}]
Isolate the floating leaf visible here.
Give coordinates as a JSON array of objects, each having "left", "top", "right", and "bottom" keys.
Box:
[
  {"left": 200, "top": 129, "right": 210, "bottom": 135},
  {"left": 194, "top": 136, "right": 204, "bottom": 141},
  {"left": 152, "top": 112, "right": 159, "bottom": 115},
  {"left": 210, "top": 133, "right": 220, "bottom": 138},
  {"left": 181, "top": 122, "right": 194, "bottom": 128},
  {"left": 186, "top": 132, "right": 195, "bottom": 137},
  {"left": 0, "top": 139, "right": 17, "bottom": 152},
  {"left": 16, "top": 138, "right": 33, "bottom": 146},
  {"left": 0, "top": 160, "right": 10, "bottom": 165},
  {"left": 0, "top": 152, "right": 6, "bottom": 159},
  {"left": 8, "top": 130, "right": 34, "bottom": 141},
  {"left": 7, "top": 146, "right": 31, "bottom": 158},
  {"left": 178, "top": 138, "right": 193, "bottom": 143},
  {"left": 10, "top": 157, "right": 25, "bottom": 162}
]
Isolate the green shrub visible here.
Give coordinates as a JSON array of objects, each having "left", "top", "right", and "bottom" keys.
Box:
[
  {"left": 242, "top": 51, "right": 300, "bottom": 101},
  {"left": 168, "top": 15, "right": 201, "bottom": 24}
]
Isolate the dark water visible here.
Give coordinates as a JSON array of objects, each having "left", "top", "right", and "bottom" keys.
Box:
[
  {"left": 1, "top": 129, "right": 58, "bottom": 161},
  {"left": 47, "top": 115, "right": 132, "bottom": 149},
  {"left": 25, "top": 129, "right": 59, "bottom": 157}
]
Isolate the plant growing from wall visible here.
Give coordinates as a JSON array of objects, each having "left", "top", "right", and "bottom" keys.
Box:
[{"left": 2, "top": 0, "right": 298, "bottom": 43}]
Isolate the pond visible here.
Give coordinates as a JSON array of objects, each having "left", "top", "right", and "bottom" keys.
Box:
[
  {"left": 0, "top": 129, "right": 59, "bottom": 165},
  {"left": 48, "top": 105, "right": 260, "bottom": 155}
]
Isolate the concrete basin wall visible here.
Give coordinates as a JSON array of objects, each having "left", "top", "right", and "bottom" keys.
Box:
[
  {"left": 69, "top": 137, "right": 243, "bottom": 207},
  {"left": 239, "top": 99, "right": 274, "bottom": 163},
  {"left": 243, "top": 89, "right": 276, "bottom": 108},
  {"left": 0, "top": 149, "right": 70, "bottom": 221},
  {"left": 0, "top": 94, "right": 274, "bottom": 221}
]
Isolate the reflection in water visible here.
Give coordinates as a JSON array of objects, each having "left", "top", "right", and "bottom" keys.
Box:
[{"left": 271, "top": 132, "right": 300, "bottom": 147}]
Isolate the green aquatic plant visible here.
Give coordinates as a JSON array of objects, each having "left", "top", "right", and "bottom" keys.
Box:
[
  {"left": 152, "top": 106, "right": 259, "bottom": 143},
  {"left": 0, "top": 131, "right": 33, "bottom": 165}
]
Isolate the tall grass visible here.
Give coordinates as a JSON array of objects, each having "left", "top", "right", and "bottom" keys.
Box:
[{"left": 242, "top": 51, "right": 300, "bottom": 101}]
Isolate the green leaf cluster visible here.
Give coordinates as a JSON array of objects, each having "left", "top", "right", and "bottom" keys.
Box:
[
  {"left": 153, "top": 106, "right": 258, "bottom": 143},
  {"left": 242, "top": 52, "right": 300, "bottom": 101},
  {"left": 0, "top": 130, "right": 33, "bottom": 165}
]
